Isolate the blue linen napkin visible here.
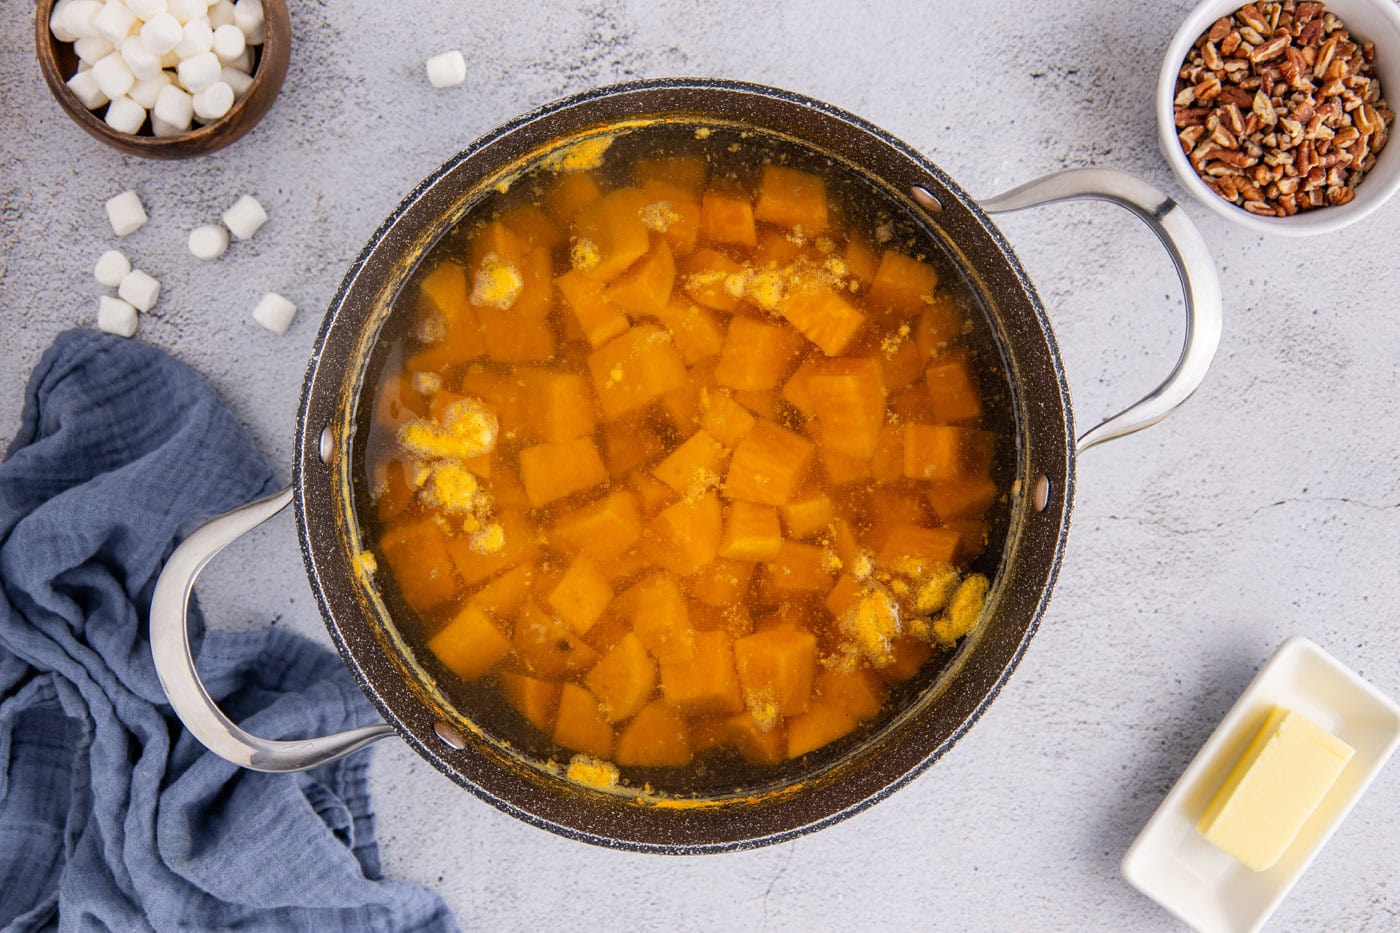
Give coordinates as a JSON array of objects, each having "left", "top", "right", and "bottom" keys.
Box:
[{"left": 0, "top": 330, "right": 457, "bottom": 932}]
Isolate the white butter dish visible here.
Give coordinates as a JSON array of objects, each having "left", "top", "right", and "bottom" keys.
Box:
[{"left": 1121, "top": 636, "right": 1400, "bottom": 933}]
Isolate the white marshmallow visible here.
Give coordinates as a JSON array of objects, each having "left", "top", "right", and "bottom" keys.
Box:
[
  {"left": 120, "top": 36, "right": 162, "bottom": 80},
  {"left": 176, "top": 51, "right": 220, "bottom": 91},
  {"left": 188, "top": 224, "right": 228, "bottom": 260},
  {"left": 207, "top": 0, "right": 234, "bottom": 28},
  {"left": 62, "top": 1, "right": 104, "bottom": 40},
  {"left": 105, "top": 190, "right": 147, "bottom": 236},
  {"left": 252, "top": 292, "right": 296, "bottom": 334},
  {"left": 128, "top": 71, "right": 170, "bottom": 109},
  {"left": 50, "top": 0, "right": 79, "bottom": 43},
  {"left": 152, "top": 83, "right": 193, "bottom": 128},
  {"left": 166, "top": 0, "right": 205, "bottom": 22},
  {"left": 192, "top": 81, "right": 233, "bottom": 121},
  {"left": 173, "top": 18, "right": 213, "bottom": 58},
  {"left": 118, "top": 269, "right": 160, "bottom": 311},
  {"left": 126, "top": 0, "right": 168, "bottom": 20},
  {"left": 233, "top": 0, "right": 263, "bottom": 44},
  {"left": 425, "top": 50, "right": 466, "bottom": 89},
  {"left": 98, "top": 296, "right": 139, "bottom": 338},
  {"left": 152, "top": 116, "right": 185, "bottom": 136},
  {"left": 226, "top": 47, "right": 253, "bottom": 73},
  {"left": 90, "top": 51, "right": 135, "bottom": 100},
  {"left": 94, "top": 249, "right": 131, "bottom": 287},
  {"left": 222, "top": 194, "right": 266, "bottom": 240},
  {"left": 211, "top": 23, "right": 245, "bottom": 62},
  {"left": 220, "top": 66, "right": 252, "bottom": 98},
  {"left": 138, "top": 12, "right": 183, "bottom": 54},
  {"left": 104, "top": 97, "right": 146, "bottom": 134},
  {"left": 73, "top": 36, "right": 114, "bottom": 65},
  {"left": 66, "top": 69, "right": 109, "bottom": 109},
  {"left": 93, "top": 2, "right": 138, "bottom": 43}
]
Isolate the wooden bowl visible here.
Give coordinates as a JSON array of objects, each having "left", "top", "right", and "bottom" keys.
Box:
[{"left": 35, "top": 0, "right": 291, "bottom": 159}]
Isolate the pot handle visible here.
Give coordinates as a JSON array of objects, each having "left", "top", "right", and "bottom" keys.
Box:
[
  {"left": 150, "top": 486, "right": 396, "bottom": 772},
  {"left": 980, "top": 167, "right": 1222, "bottom": 453}
]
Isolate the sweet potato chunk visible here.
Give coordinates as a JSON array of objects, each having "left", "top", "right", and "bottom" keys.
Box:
[
  {"left": 808, "top": 357, "right": 886, "bottom": 460},
  {"left": 876, "top": 523, "right": 960, "bottom": 575},
  {"left": 615, "top": 701, "right": 693, "bottom": 767},
  {"left": 499, "top": 203, "right": 563, "bottom": 251},
  {"left": 866, "top": 251, "right": 938, "bottom": 317},
  {"left": 547, "top": 555, "right": 613, "bottom": 634},
  {"left": 468, "top": 562, "right": 536, "bottom": 617},
  {"left": 603, "top": 239, "right": 676, "bottom": 316},
  {"left": 778, "top": 358, "right": 820, "bottom": 417},
  {"left": 913, "top": 292, "right": 963, "bottom": 358},
  {"left": 777, "top": 284, "right": 865, "bottom": 356},
  {"left": 379, "top": 518, "right": 460, "bottom": 615},
  {"left": 587, "top": 326, "right": 688, "bottom": 421},
  {"left": 630, "top": 471, "right": 679, "bottom": 517},
  {"left": 786, "top": 701, "right": 857, "bottom": 758},
  {"left": 679, "top": 248, "right": 745, "bottom": 312},
  {"left": 763, "top": 541, "right": 836, "bottom": 595},
  {"left": 643, "top": 491, "right": 723, "bottom": 576},
  {"left": 585, "top": 633, "right": 657, "bottom": 723},
  {"left": 843, "top": 235, "right": 879, "bottom": 285},
  {"left": 630, "top": 572, "right": 695, "bottom": 663},
  {"left": 474, "top": 307, "right": 556, "bottom": 363},
  {"left": 446, "top": 508, "right": 541, "bottom": 585},
  {"left": 700, "top": 190, "right": 757, "bottom": 247},
  {"left": 640, "top": 181, "right": 702, "bottom": 256},
  {"left": 925, "top": 478, "right": 998, "bottom": 522},
  {"left": 556, "top": 269, "right": 630, "bottom": 349},
  {"left": 878, "top": 334, "right": 925, "bottom": 391},
  {"left": 519, "top": 368, "right": 596, "bottom": 442},
  {"left": 781, "top": 490, "right": 834, "bottom": 540},
  {"left": 427, "top": 604, "right": 511, "bottom": 679},
  {"left": 688, "top": 558, "right": 755, "bottom": 608},
  {"left": 634, "top": 155, "right": 708, "bottom": 195},
  {"left": 725, "top": 420, "right": 815, "bottom": 506},
  {"left": 699, "top": 389, "right": 757, "bottom": 448},
  {"left": 723, "top": 712, "right": 786, "bottom": 765},
  {"left": 816, "top": 667, "right": 886, "bottom": 722},
  {"left": 880, "top": 637, "right": 933, "bottom": 682},
  {"left": 734, "top": 627, "right": 817, "bottom": 720},
  {"left": 499, "top": 672, "right": 562, "bottom": 734},
  {"left": 754, "top": 165, "right": 828, "bottom": 233},
  {"left": 544, "top": 171, "right": 603, "bottom": 224},
  {"left": 518, "top": 437, "right": 608, "bottom": 507},
  {"left": 924, "top": 351, "right": 983, "bottom": 423},
  {"left": 714, "top": 317, "right": 805, "bottom": 392},
  {"left": 553, "top": 682, "right": 614, "bottom": 758},
  {"left": 659, "top": 629, "right": 744, "bottom": 715},
  {"left": 652, "top": 430, "right": 728, "bottom": 495},
  {"left": 512, "top": 603, "right": 600, "bottom": 678},
  {"left": 649, "top": 300, "right": 724, "bottom": 365},
  {"left": 552, "top": 491, "right": 643, "bottom": 559},
  {"left": 409, "top": 263, "right": 487, "bottom": 370},
  {"left": 718, "top": 501, "right": 783, "bottom": 562},
  {"left": 870, "top": 424, "right": 905, "bottom": 483},
  {"left": 602, "top": 419, "right": 667, "bottom": 476},
  {"left": 572, "top": 188, "right": 652, "bottom": 282},
  {"left": 902, "top": 425, "right": 994, "bottom": 483}
]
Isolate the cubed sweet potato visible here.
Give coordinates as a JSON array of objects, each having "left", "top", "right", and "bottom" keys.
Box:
[
  {"left": 815, "top": 667, "right": 887, "bottom": 722},
  {"left": 409, "top": 263, "right": 487, "bottom": 370},
  {"left": 718, "top": 501, "right": 783, "bottom": 562},
  {"left": 763, "top": 541, "right": 836, "bottom": 595},
  {"left": 518, "top": 368, "right": 597, "bottom": 442},
  {"left": 643, "top": 491, "right": 723, "bottom": 576},
  {"left": 880, "top": 637, "right": 933, "bottom": 682},
  {"left": 379, "top": 518, "right": 460, "bottom": 615},
  {"left": 518, "top": 436, "right": 608, "bottom": 508},
  {"left": 649, "top": 300, "right": 724, "bottom": 365},
  {"left": 924, "top": 351, "right": 983, "bottom": 423},
  {"left": 700, "top": 189, "right": 757, "bottom": 247},
  {"left": 820, "top": 448, "right": 871, "bottom": 487},
  {"left": 870, "top": 424, "right": 905, "bottom": 483},
  {"left": 615, "top": 701, "right": 692, "bottom": 767},
  {"left": 512, "top": 602, "right": 600, "bottom": 679},
  {"left": 652, "top": 429, "right": 728, "bottom": 495},
  {"left": 778, "top": 358, "right": 820, "bottom": 417},
  {"left": 925, "top": 478, "right": 998, "bottom": 522},
  {"left": 468, "top": 562, "right": 536, "bottom": 617},
  {"left": 553, "top": 682, "right": 614, "bottom": 758},
  {"left": 572, "top": 187, "right": 652, "bottom": 282},
  {"left": 754, "top": 165, "right": 828, "bottom": 233},
  {"left": 777, "top": 284, "right": 866, "bottom": 356},
  {"left": 374, "top": 458, "right": 414, "bottom": 524},
  {"left": 446, "top": 509, "right": 541, "bottom": 585},
  {"left": 808, "top": 357, "right": 886, "bottom": 460},
  {"left": 876, "top": 523, "right": 961, "bottom": 575},
  {"left": 902, "top": 425, "right": 994, "bottom": 483},
  {"left": 843, "top": 235, "right": 879, "bottom": 285},
  {"left": 552, "top": 491, "right": 643, "bottom": 559},
  {"left": 630, "top": 572, "right": 695, "bottom": 663},
  {"left": 781, "top": 490, "right": 835, "bottom": 539},
  {"left": 499, "top": 203, "right": 563, "bottom": 251},
  {"left": 659, "top": 629, "right": 744, "bottom": 715},
  {"left": 639, "top": 181, "right": 702, "bottom": 256},
  {"left": 679, "top": 248, "right": 745, "bottom": 313},
  {"left": 786, "top": 701, "right": 857, "bottom": 758},
  {"left": 585, "top": 633, "right": 657, "bottom": 723},
  {"left": 734, "top": 627, "right": 818, "bottom": 719},
  {"left": 499, "top": 672, "right": 562, "bottom": 734},
  {"left": 602, "top": 418, "right": 667, "bottom": 476},
  {"left": 714, "top": 317, "right": 805, "bottom": 392},
  {"left": 699, "top": 389, "right": 757, "bottom": 448},
  {"left": 725, "top": 420, "right": 815, "bottom": 506},
  {"left": 866, "top": 251, "right": 938, "bottom": 318},
  {"left": 634, "top": 155, "right": 708, "bottom": 195},
  {"left": 544, "top": 171, "right": 603, "bottom": 225},
  {"left": 603, "top": 239, "right": 676, "bottom": 316},
  {"left": 587, "top": 325, "right": 689, "bottom": 420},
  {"left": 878, "top": 332, "right": 925, "bottom": 390},
  {"left": 723, "top": 712, "right": 786, "bottom": 765},
  {"left": 629, "top": 470, "right": 679, "bottom": 517},
  {"left": 427, "top": 604, "right": 511, "bottom": 679},
  {"left": 688, "top": 558, "right": 756, "bottom": 608},
  {"left": 913, "top": 292, "right": 963, "bottom": 359},
  {"left": 556, "top": 269, "right": 630, "bottom": 349},
  {"left": 547, "top": 555, "right": 614, "bottom": 634}
]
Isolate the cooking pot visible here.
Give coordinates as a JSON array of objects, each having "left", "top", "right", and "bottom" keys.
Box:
[{"left": 150, "top": 79, "right": 1221, "bottom": 853}]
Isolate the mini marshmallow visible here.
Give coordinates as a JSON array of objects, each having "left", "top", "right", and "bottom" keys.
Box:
[
  {"left": 192, "top": 81, "right": 233, "bottom": 121},
  {"left": 105, "top": 190, "right": 148, "bottom": 236},
  {"left": 73, "top": 36, "right": 114, "bottom": 65},
  {"left": 91, "top": 51, "right": 135, "bottom": 100},
  {"left": 211, "top": 23, "right": 245, "bottom": 62},
  {"left": 120, "top": 36, "right": 162, "bottom": 80},
  {"left": 220, "top": 65, "right": 252, "bottom": 98},
  {"left": 138, "top": 12, "right": 183, "bottom": 54},
  {"left": 153, "top": 83, "right": 193, "bottom": 129},
  {"left": 188, "top": 224, "right": 228, "bottom": 260},
  {"left": 125, "top": 0, "right": 168, "bottom": 20},
  {"left": 128, "top": 71, "right": 170, "bottom": 109},
  {"left": 62, "top": 1, "right": 104, "bottom": 40},
  {"left": 94, "top": 249, "right": 131, "bottom": 287},
  {"left": 173, "top": 18, "right": 213, "bottom": 57},
  {"left": 252, "top": 292, "right": 296, "bottom": 334},
  {"left": 233, "top": 0, "right": 264, "bottom": 45},
  {"left": 51, "top": 0, "right": 79, "bottom": 43},
  {"left": 226, "top": 47, "right": 254, "bottom": 73},
  {"left": 67, "top": 69, "right": 109, "bottom": 109},
  {"left": 167, "top": 0, "right": 205, "bottom": 22},
  {"left": 176, "top": 51, "right": 220, "bottom": 91},
  {"left": 425, "top": 50, "right": 467, "bottom": 89},
  {"left": 208, "top": 0, "right": 235, "bottom": 29},
  {"left": 152, "top": 116, "right": 184, "bottom": 136},
  {"left": 98, "top": 296, "right": 139, "bottom": 338},
  {"left": 222, "top": 194, "right": 266, "bottom": 240},
  {"left": 104, "top": 96, "right": 146, "bottom": 134},
  {"left": 93, "top": 2, "right": 138, "bottom": 43},
  {"left": 118, "top": 269, "right": 160, "bottom": 312}
]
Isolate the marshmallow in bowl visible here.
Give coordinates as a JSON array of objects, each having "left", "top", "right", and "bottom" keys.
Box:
[
  {"left": 104, "top": 96, "right": 146, "bottom": 134},
  {"left": 153, "top": 82, "right": 193, "bottom": 128},
  {"left": 192, "top": 81, "right": 233, "bottom": 121},
  {"left": 67, "top": 69, "right": 109, "bottom": 109}
]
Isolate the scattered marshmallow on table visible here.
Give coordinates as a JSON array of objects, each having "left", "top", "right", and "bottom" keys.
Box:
[
  {"left": 94, "top": 249, "right": 131, "bottom": 287},
  {"left": 105, "top": 190, "right": 147, "bottom": 236},
  {"left": 118, "top": 268, "right": 160, "bottom": 312},
  {"left": 425, "top": 50, "right": 467, "bottom": 89},
  {"left": 188, "top": 224, "right": 228, "bottom": 260},
  {"left": 97, "top": 296, "right": 139, "bottom": 338},
  {"left": 252, "top": 292, "right": 296, "bottom": 334},
  {"left": 222, "top": 194, "right": 266, "bottom": 240}
]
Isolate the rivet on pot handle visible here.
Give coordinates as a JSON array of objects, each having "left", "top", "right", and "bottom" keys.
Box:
[
  {"left": 979, "top": 167, "right": 1223, "bottom": 454},
  {"left": 150, "top": 487, "right": 396, "bottom": 772}
]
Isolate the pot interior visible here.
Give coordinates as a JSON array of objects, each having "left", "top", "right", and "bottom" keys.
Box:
[{"left": 296, "top": 80, "right": 1074, "bottom": 851}]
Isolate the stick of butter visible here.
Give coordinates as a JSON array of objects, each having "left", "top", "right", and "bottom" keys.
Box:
[{"left": 1197, "top": 706, "right": 1354, "bottom": 871}]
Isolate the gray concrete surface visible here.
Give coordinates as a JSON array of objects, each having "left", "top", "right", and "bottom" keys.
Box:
[{"left": 3, "top": 1, "right": 1398, "bottom": 929}]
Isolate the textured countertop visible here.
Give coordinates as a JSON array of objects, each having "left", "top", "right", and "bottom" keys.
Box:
[{"left": 3, "top": 1, "right": 1398, "bottom": 929}]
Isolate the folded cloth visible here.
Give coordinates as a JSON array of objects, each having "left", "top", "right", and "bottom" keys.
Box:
[{"left": 0, "top": 331, "right": 456, "bottom": 932}]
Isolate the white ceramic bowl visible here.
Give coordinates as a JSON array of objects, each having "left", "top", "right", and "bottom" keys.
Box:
[{"left": 1157, "top": 0, "right": 1400, "bottom": 236}]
